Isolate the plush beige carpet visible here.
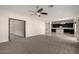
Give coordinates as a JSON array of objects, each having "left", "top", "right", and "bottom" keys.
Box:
[{"left": 0, "top": 33, "right": 79, "bottom": 54}]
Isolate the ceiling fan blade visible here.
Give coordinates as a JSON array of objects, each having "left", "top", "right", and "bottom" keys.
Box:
[
  {"left": 37, "top": 8, "right": 43, "bottom": 12},
  {"left": 41, "top": 12, "right": 48, "bottom": 15}
]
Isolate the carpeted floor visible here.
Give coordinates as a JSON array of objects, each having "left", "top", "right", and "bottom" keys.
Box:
[{"left": 0, "top": 33, "right": 79, "bottom": 54}]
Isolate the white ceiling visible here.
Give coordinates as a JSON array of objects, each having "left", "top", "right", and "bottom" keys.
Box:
[{"left": 1, "top": 5, "right": 79, "bottom": 22}]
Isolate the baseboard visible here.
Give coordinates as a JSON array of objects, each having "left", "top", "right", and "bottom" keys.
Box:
[
  {"left": 0, "top": 40, "right": 8, "bottom": 43},
  {"left": 26, "top": 33, "right": 44, "bottom": 38}
]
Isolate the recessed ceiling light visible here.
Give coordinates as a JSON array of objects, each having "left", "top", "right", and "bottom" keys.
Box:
[{"left": 48, "top": 5, "right": 54, "bottom": 7}]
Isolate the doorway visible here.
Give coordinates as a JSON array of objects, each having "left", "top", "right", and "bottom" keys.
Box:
[{"left": 9, "top": 18, "right": 26, "bottom": 40}]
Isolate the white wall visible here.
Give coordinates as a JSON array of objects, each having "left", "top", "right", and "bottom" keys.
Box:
[
  {"left": 0, "top": 7, "right": 45, "bottom": 43},
  {"left": 0, "top": 9, "right": 9, "bottom": 42}
]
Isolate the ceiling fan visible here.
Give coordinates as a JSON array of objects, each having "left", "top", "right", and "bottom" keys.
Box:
[{"left": 29, "top": 6, "right": 48, "bottom": 17}]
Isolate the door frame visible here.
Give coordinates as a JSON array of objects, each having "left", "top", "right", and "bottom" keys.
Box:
[{"left": 8, "top": 18, "right": 26, "bottom": 41}]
